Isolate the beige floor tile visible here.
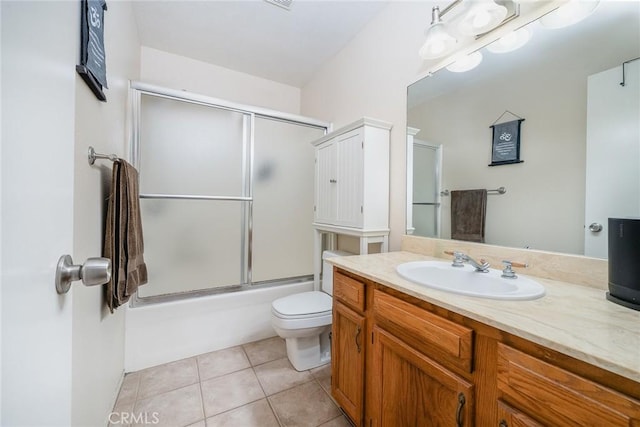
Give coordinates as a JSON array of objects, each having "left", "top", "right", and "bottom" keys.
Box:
[
  {"left": 205, "top": 399, "right": 279, "bottom": 427},
  {"left": 201, "top": 368, "right": 265, "bottom": 417},
  {"left": 137, "top": 357, "right": 200, "bottom": 400},
  {"left": 242, "top": 336, "right": 286, "bottom": 366},
  {"left": 317, "top": 375, "right": 332, "bottom": 395},
  {"left": 254, "top": 357, "right": 313, "bottom": 396},
  {"left": 318, "top": 415, "right": 353, "bottom": 427},
  {"left": 197, "top": 346, "right": 250, "bottom": 381},
  {"left": 108, "top": 401, "right": 134, "bottom": 427},
  {"left": 132, "top": 384, "right": 204, "bottom": 427},
  {"left": 269, "top": 381, "right": 341, "bottom": 427},
  {"left": 116, "top": 372, "right": 140, "bottom": 405},
  {"left": 310, "top": 362, "right": 331, "bottom": 380}
]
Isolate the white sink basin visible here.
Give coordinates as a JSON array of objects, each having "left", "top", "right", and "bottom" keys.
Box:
[{"left": 396, "top": 260, "right": 545, "bottom": 300}]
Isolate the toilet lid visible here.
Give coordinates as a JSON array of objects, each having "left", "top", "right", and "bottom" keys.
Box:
[{"left": 272, "top": 291, "right": 332, "bottom": 317}]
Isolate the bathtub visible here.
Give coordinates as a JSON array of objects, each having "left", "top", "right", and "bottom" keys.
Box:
[{"left": 124, "top": 281, "right": 313, "bottom": 371}]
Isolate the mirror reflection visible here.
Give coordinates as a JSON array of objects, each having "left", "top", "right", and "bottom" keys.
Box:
[{"left": 407, "top": 1, "right": 640, "bottom": 258}]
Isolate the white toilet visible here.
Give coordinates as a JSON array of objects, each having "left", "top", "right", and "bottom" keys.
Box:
[{"left": 271, "top": 250, "right": 352, "bottom": 371}]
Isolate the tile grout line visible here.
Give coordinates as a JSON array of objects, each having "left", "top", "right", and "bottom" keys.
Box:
[
  {"left": 242, "top": 343, "right": 286, "bottom": 427},
  {"left": 195, "top": 355, "right": 207, "bottom": 426},
  {"left": 135, "top": 357, "right": 201, "bottom": 402}
]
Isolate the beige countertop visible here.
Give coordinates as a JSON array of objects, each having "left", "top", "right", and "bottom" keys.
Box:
[{"left": 328, "top": 251, "right": 640, "bottom": 383}]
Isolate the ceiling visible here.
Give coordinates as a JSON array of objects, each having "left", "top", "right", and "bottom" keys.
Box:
[{"left": 132, "top": 0, "right": 390, "bottom": 88}]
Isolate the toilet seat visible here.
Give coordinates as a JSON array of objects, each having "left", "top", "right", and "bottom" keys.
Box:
[
  {"left": 271, "top": 291, "right": 332, "bottom": 319},
  {"left": 271, "top": 291, "right": 332, "bottom": 331}
]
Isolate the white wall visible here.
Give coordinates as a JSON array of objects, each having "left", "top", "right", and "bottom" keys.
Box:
[
  {"left": 301, "top": 2, "right": 431, "bottom": 251},
  {"left": 1, "top": 2, "right": 77, "bottom": 425},
  {"left": 141, "top": 47, "right": 301, "bottom": 114},
  {"left": 72, "top": 1, "right": 141, "bottom": 426}
]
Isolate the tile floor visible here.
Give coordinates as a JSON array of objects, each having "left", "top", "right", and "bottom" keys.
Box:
[{"left": 112, "top": 337, "right": 352, "bottom": 427}]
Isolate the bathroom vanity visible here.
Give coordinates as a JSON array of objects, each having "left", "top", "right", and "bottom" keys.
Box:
[{"left": 329, "top": 245, "right": 640, "bottom": 426}]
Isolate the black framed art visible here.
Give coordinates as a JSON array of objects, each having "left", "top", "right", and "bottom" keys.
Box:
[
  {"left": 76, "top": 0, "right": 108, "bottom": 102},
  {"left": 489, "top": 118, "right": 524, "bottom": 166}
]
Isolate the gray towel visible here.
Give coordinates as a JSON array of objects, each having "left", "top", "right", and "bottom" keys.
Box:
[
  {"left": 451, "top": 189, "right": 487, "bottom": 243},
  {"left": 104, "top": 160, "right": 147, "bottom": 312}
]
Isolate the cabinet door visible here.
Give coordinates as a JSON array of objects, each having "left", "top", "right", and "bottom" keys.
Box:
[
  {"left": 332, "top": 301, "right": 365, "bottom": 426},
  {"left": 372, "top": 326, "right": 474, "bottom": 427},
  {"left": 315, "top": 141, "right": 336, "bottom": 224},
  {"left": 335, "top": 129, "right": 364, "bottom": 227},
  {"left": 497, "top": 400, "right": 543, "bottom": 427}
]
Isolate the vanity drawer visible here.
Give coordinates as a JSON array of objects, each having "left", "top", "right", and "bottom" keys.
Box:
[
  {"left": 373, "top": 290, "right": 473, "bottom": 373},
  {"left": 333, "top": 270, "right": 365, "bottom": 312},
  {"left": 497, "top": 343, "right": 640, "bottom": 426}
]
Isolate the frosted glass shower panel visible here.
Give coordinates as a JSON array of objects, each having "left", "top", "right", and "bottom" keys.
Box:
[
  {"left": 251, "top": 118, "right": 325, "bottom": 282},
  {"left": 137, "top": 198, "right": 244, "bottom": 297},
  {"left": 139, "top": 94, "right": 249, "bottom": 196}
]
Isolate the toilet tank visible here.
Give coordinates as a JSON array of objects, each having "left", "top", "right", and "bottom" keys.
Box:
[{"left": 322, "top": 250, "right": 353, "bottom": 295}]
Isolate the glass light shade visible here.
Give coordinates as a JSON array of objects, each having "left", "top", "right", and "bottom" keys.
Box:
[
  {"left": 539, "top": 0, "right": 600, "bottom": 29},
  {"left": 446, "top": 51, "right": 483, "bottom": 73},
  {"left": 486, "top": 27, "right": 532, "bottom": 53},
  {"left": 419, "top": 22, "right": 458, "bottom": 59},
  {"left": 458, "top": 0, "right": 508, "bottom": 36}
]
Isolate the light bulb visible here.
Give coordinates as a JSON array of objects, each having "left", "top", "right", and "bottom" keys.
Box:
[{"left": 473, "top": 9, "right": 491, "bottom": 29}]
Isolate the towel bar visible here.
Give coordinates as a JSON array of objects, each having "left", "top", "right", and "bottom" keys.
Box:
[
  {"left": 88, "top": 146, "right": 120, "bottom": 165},
  {"left": 441, "top": 187, "right": 506, "bottom": 196}
]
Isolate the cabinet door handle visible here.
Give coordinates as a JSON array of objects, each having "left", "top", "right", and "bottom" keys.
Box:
[
  {"left": 329, "top": 179, "right": 337, "bottom": 183},
  {"left": 456, "top": 393, "right": 466, "bottom": 427},
  {"left": 355, "top": 325, "right": 362, "bottom": 353},
  {"left": 499, "top": 421, "right": 508, "bottom": 427}
]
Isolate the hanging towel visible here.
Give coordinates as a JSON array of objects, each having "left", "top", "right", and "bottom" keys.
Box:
[
  {"left": 104, "top": 160, "right": 148, "bottom": 312},
  {"left": 451, "top": 189, "right": 487, "bottom": 243}
]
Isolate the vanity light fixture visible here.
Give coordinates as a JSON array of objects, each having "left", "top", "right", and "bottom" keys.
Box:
[
  {"left": 458, "top": 0, "right": 508, "bottom": 36},
  {"left": 486, "top": 26, "right": 532, "bottom": 53},
  {"left": 419, "top": 0, "right": 520, "bottom": 61},
  {"left": 539, "top": 0, "right": 600, "bottom": 29},
  {"left": 419, "top": 6, "right": 458, "bottom": 59},
  {"left": 446, "top": 51, "right": 483, "bottom": 72}
]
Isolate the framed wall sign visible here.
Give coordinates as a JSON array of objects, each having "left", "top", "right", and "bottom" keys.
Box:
[
  {"left": 489, "top": 115, "right": 524, "bottom": 166},
  {"left": 76, "top": 0, "right": 108, "bottom": 102}
]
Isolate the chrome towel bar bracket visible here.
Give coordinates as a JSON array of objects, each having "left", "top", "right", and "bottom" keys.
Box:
[{"left": 88, "top": 146, "right": 120, "bottom": 165}]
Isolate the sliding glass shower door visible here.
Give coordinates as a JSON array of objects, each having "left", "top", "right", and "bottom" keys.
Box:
[{"left": 132, "top": 88, "right": 326, "bottom": 300}]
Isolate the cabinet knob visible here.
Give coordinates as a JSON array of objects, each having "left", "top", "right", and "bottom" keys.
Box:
[{"left": 329, "top": 179, "right": 337, "bottom": 183}]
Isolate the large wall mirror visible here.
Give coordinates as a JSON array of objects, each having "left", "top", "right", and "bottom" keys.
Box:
[{"left": 406, "top": 1, "right": 640, "bottom": 259}]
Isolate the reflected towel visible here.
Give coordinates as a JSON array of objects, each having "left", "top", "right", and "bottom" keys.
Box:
[
  {"left": 451, "top": 189, "right": 487, "bottom": 243},
  {"left": 104, "top": 160, "right": 147, "bottom": 312}
]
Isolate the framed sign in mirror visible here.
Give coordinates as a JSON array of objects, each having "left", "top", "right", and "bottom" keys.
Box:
[
  {"left": 489, "top": 118, "right": 524, "bottom": 166},
  {"left": 76, "top": 0, "right": 108, "bottom": 102}
]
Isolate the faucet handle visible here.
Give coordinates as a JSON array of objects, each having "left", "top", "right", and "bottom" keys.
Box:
[
  {"left": 444, "top": 250, "right": 466, "bottom": 268},
  {"left": 501, "top": 260, "right": 528, "bottom": 279}
]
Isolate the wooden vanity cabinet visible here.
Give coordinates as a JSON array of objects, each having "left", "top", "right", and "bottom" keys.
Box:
[
  {"left": 331, "top": 272, "right": 366, "bottom": 426},
  {"left": 330, "top": 268, "right": 640, "bottom": 426},
  {"left": 496, "top": 343, "right": 640, "bottom": 426}
]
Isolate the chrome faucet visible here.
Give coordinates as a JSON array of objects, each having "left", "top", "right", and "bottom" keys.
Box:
[{"left": 446, "top": 251, "right": 490, "bottom": 273}]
